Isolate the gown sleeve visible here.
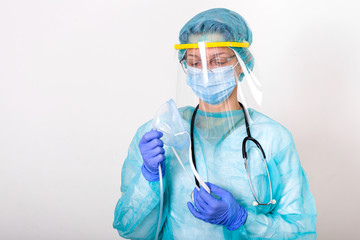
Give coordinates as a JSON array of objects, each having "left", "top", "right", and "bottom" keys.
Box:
[
  {"left": 243, "top": 137, "right": 317, "bottom": 239},
  {"left": 113, "top": 124, "right": 168, "bottom": 239}
]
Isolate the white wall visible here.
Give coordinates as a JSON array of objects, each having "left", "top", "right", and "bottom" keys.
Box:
[{"left": 0, "top": 0, "right": 359, "bottom": 239}]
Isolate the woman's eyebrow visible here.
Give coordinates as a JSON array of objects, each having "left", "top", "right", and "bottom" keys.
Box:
[
  {"left": 210, "top": 52, "right": 231, "bottom": 57},
  {"left": 186, "top": 54, "right": 200, "bottom": 58}
]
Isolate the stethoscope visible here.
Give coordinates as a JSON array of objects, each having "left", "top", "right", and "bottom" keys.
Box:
[{"left": 190, "top": 101, "right": 276, "bottom": 206}]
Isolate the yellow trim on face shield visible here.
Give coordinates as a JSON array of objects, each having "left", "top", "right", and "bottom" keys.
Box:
[{"left": 174, "top": 41, "right": 249, "bottom": 50}]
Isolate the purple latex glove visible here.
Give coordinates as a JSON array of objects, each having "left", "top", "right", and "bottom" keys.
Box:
[
  {"left": 139, "top": 129, "right": 165, "bottom": 182},
  {"left": 187, "top": 182, "right": 247, "bottom": 231}
]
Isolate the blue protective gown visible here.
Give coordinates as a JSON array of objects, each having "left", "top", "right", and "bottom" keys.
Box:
[{"left": 113, "top": 107, "right": 317, "bottom": 239}]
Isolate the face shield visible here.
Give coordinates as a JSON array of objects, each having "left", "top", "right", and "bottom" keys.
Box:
[
  {"left": 174, "top": 41, "right": 263, "bottom": 140},
  {"left": 173, "top": 41, "right": 272, "bottom": 205}
]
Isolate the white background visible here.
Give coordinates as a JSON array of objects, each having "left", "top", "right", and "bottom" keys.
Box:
[{"left": 1, "top": 0, "right": 359, "bottom": 239}]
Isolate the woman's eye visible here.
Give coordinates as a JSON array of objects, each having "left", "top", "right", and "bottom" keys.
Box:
[
  {"left": 214, "top": 59, "right": 227, "bottom": 65},
  {"left": 189, "top": 62, "right": 200, "bottom": 66}
]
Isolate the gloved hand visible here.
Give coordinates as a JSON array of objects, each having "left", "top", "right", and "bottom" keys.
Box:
[
  {"left": 139, "top": 129, "right": 165, "bottom": 182},
  {"left": 187, "top": 182, "right": 247, "bottom": 231}
]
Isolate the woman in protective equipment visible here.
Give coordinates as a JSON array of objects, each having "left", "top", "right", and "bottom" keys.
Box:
[{"left": 113, "top": 8, "right": 317, "bottom": 239}]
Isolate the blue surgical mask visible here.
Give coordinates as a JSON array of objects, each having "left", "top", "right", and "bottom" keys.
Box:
[{"left": 186, "top": 65, "right": 237, "bottom": 105}]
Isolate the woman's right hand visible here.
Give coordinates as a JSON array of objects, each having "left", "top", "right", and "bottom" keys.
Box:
[{"left": 139, "top": 129, "right": 165, "bottom": 181}]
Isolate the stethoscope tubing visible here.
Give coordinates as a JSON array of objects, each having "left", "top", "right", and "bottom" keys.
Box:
[{"left": 190, "top": 102, "right": 275, "bottom": 206}]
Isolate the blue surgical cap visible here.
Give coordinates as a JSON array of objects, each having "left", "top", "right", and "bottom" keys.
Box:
[{"left": 178, "top": 8, "right": 254, "bottom": 78}]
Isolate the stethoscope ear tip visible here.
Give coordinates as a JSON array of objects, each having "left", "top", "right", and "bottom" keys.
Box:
[
  {"left": 252, "top": 201, "right": 258, "bottom": 206},
  {"left": 271, "top": 199, "right": 276, "bottom": 204}
]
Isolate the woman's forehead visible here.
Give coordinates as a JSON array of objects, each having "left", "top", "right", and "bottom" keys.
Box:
[{"left": 186, "top": 47, "right": 233, "bottom": 58}]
